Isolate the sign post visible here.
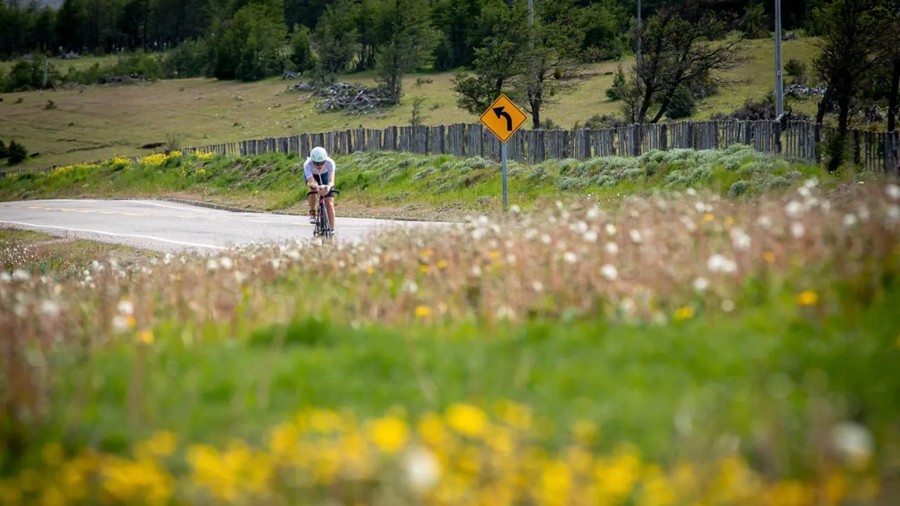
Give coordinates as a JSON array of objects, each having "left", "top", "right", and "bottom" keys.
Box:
[{"left": 480, "top": 94, "right": 527, "bottom": 210}]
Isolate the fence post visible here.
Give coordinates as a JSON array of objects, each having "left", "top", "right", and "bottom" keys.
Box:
[
  {"left": 660, "top": 124, "right": 668, "bottom": 151},
  {"left": 528, "top": 129, "right": 545, "bottom": 163},
  {"left": 467, "top": 123, "right": 483, "bottom": 157},
  {"left": 853, "top": 130, "right": 861, "bottom": 164},
  {"left": 774, "top": 121, "right": 782, "bottom": 154}
]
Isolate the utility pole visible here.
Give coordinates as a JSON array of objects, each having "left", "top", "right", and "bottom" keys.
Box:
[{"left": 774, "top": 0, "right": 784, "bottom": 119}]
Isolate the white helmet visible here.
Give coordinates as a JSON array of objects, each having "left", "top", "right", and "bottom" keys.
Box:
[{"left": 310, "top": 146, "right": 328, "bottom": 163}]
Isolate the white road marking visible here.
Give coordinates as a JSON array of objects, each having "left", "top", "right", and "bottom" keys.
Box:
[{"left": 0, "top": 220, "right": 226, "bottom": 250}]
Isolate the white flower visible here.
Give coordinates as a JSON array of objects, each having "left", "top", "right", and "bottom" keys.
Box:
[
  {"left": 707, "top": 254, "right": 737, "bottom": 274},
  {"left": 12, "top": 269, "right": 30, "bottom": 282},
  {"left": 206, "top": 259, "right": 218, "bottom": 272},
  {"left": 403, "top": 280, "right": 418, "bottom": 293},
  {"left": 0, "top": 272, "right": 10, "bottom": 283},
  {"left": 830, "top": 422, "right": 873, "bottom": 470},
  {"left": 785, "top": 200, "right": 804, "bottom": 218},
  {"left": 573, "top": 221, "right": 588, "bottom": 233},
  {"left": 888, "top": 204, "right": 899, "bottom": 221},
  {"left": 857, "top": 206, "right": 870, "bottom": 221},
  {"left": 629, "top": 229, "right": 643, "bottom": 244},
  {"left": 843, "top": 214, "right": 857, "bottom": 227},
  {"left": 270, "top": 258, "right": 282, "bottom": 270},
  {"left": 586, "top": 206, "right": 601, "bottom": 219},
  {"left": 541, "top": 234, "right": 551, "bottom": 245},
  {"left": 40, "top": 300, "right": 61, "bottom": 317},
  {"left": 721, "top": 299, "right": 735, "bottom": 312},
  {"left": 886, "top": 184, "right": 900, "bottom": 201},
  {"left": 605, "top": 242, "right": 619, "bottom": 255},
  {"left": 510, "top": 204, "right": 521, "bottom": 214},
  {"left": 404, "top": 447, "right": 441, "bottom": 493},
  {"left": 605, "top": 223, "right": 616, "bottom": 236},
  {"left": 471, "top": 265, "right": 482, "bottom": 277},
  {"left": 601, "top": 264, "right": 618, "bottom": 281},
  {"left": 582, "top": 230, "right": 598, "bottom": 243},
  {"left": 692, "top": 277, "right": 709, "bottom": 292},
  {"left": 791, "top": 222, "right": 805, "bottom": 239},
  {"left": 756, "top": 215, "right": 772, "bottom": 229},
  {"left": 729, "top": 228, "right": 752, "bottom": 251},
  {"left": 563, "top": 251, "right": 578, "bottom": 264},
  {"left": 532, "top": 281, "right": 544, "bottom": 292},
  {"left": 112, "top": 315, "right": 131, "bottom": 333},
  {"left": 686, "top": 188, "right": 697, "bottom": 196},
  {"left": 117, "top": 300, "right": 134, "bottom": 316}
]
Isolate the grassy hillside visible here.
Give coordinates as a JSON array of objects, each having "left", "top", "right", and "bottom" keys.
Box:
[{"left": 0, "top": 37, "right": 822, "bottom": 172}]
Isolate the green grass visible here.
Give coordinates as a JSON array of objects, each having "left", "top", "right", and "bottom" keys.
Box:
[
  {"left": 0, "top": 145, "right": 850, "bottom": 221},
  {"left": 0, "top": 36, "right": 825, "bottom": 172}
]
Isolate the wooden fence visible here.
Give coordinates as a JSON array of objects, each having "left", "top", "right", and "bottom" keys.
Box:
[
  {"left": 6, "top": 120, "right": 899, "bottom": 176},
  {"left": 179, "top": 120, "right": 900, "bottom": 175}
]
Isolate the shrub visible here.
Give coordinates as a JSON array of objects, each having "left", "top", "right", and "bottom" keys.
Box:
[
  {"left": 0, "top": 139, "right": 7, "bottom": 158},
  {"left": 606, "top": 67, "right": 627, "bottom": 101},
  {"left": 666, "top": 84, "right": 696, "bottom": 120},
  {"left": 728, "top": 180, "right": 750, "bottom": 197},
  {"left": 164, "top": 39, "right": 212, "bottom": 78},
  {"left": 784, "top": 58, "right": 807, "bottom": 85},
  {"left": 7, "top": 140, "right": 28, "bottom": 165}
]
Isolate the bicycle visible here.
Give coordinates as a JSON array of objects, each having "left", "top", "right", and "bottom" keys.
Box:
[{"left": 308, "top": 188, "right": 338, "bottom": 238}]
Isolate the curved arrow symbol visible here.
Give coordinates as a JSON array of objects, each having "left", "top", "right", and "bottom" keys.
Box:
[{"left": 493, "top": 106, "right": 513, "bottom": 131}]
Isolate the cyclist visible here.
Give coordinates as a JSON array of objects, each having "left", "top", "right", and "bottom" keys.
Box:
[{"left": 303, "top": 146, "right": 336, "bottom": 230}]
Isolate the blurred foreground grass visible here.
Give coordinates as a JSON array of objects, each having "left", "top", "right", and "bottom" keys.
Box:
[{"left": 1, "top": 167, "right": 899, "bottom": 504}]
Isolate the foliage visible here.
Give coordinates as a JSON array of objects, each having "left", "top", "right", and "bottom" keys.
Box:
[
  {"left": 212, "top": 0, "right": 288, "bottom": 81},
  {"left": 163, "top": 39, "right": 213, "bottom": 78},
  {"left": 289, "top": 25, "right": 315, "bottom": 73},
  {"left": 740, "top": 1, "right": 768, "bottom": 39},
  {"left": 6, "top": 139, "right": 27, "bottom": 165},
  {"left": 624, "top": 2, "right": 746, "bottom": 124},
  {"left": 311, "top": 0, "right": 360, "bottom": 78},
  {"left": 373, "top": 0, "right": 439, "bottom": 105}
]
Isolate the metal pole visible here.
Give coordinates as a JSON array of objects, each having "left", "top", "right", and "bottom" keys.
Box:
[
  {"left": 501, "top": 142, "right": 508, "bottom": 211},
  {"left": 774, "top": 0, "right": 784, "bottom": 118}
]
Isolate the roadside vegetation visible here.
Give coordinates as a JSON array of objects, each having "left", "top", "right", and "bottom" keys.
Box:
[
  {"left": 0, "top": 146, "right": 852, "bottom": 221},
  {"left": 1, "top": 170, "right": 899, "bottom": 504}
]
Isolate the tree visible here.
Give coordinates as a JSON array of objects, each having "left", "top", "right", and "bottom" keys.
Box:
[
  {"left": 373, "top": 0, "right": 438, "bottom": 105},
  {"left": 813, "top": 0, "right": 890, "bottom": 169},
  {"left": 452, "top": 2, "right": 530, "bottom": 114},
  {"left": 432, "top": 0, "right": 484, "bottom": 71},
  {"left": 513, "top": 0, "right": 592, "bottom": 128},
  {"left": 6, "top": 140, "right": 28, "bottom": 165},
  {"left": 623, "top": 1, "right": 745, "bottom": 124},
  {"left": 311, "top": 0, "right": 359, "bottom": 79},
  {"left": 289, "top": 24, "right": 314, "bottom": 73},
  {"left": 212, "top": 0, "right": 287, "bottom": 81}
]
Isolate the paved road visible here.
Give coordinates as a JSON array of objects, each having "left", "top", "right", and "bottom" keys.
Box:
[{"left": 0, "top": 199, "right": 447, "bottom": 253}]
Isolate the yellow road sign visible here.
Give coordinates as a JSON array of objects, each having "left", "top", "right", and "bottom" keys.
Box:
[{"left": 480, "top": 94, "right": 528, "bottom": 143}]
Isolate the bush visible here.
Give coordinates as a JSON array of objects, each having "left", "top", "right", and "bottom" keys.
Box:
[
  {"left": 606, "top": 67, "right": 627, "bottom": 101},
  {"left": 666, "top": 84, "right": 696, "bottom": 120},
  {"left": 7, "top": 140, "right": 28, "bottom": 165},
  {"left": 0, "top": 139, "right": 7, "bottom": 159},
  {"left": 164, "top": 39, "right": 212, "bottom": 78},
  {"left": 784, "top": 58, "right": 807, "bottom": 85}
]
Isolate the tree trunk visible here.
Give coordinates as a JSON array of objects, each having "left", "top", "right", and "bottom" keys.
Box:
[{"left": 889, "top": 56, "right": 900, "bottom": 132}]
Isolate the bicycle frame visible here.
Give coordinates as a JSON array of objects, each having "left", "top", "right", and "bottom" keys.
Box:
[{"left": 309, "top": 188, "right": 337, "bottom": 238}]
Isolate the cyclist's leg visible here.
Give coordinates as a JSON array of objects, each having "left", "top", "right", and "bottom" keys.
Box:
[
  {"left": 324, "top": 196, "right": 335, "bottom": 231},
  {"left": 307, "top": 174, "right": 322, "bottom": 223}
]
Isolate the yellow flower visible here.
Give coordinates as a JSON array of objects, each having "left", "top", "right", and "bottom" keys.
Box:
[
  {"left": 540, "top": 460, "right": 572, "bottom": 506},
  {"left": 763, "top": 251, "right": 776, "bottom": 263},
  {"left": 137, "top": 431, "right": 177, "bottom": 458},
  {"left": 725, "top": 216, "right": 735, "bottom": 227},
  {"left": 703, "top": 213, "right": 715, "bottom": 222},
  {"left": 673, "top": 306, "right": 694, "bottom": 321},
  {"left": 415, "top": 305, "right": 432, "bottom": 318},
  {"left": 417, "top": 413, "right": 447, "bottom": 448},
  {"left": 436, "top": 260, "right": 448, "bottom": 270},
  {"left": 420, "top": 248, "right": 433, "bottom": 258},
  {"left": 572, "top": 419, "right": 599, "bottom": 445},
  {"left": 368, "top": 415, "right": 409, "bottom": 454},
  {"left": 419, "top": 264, "right": 430, "bottom": 273},
  {"left": 490, "top": 250, "right": 501, "bottom": 259},
  {"left": 138, "top": 330, "right": 154, "bottom": 345},
  {"left": 446, "top": 403, "right": 488, "bottom": 438},
  {"left": 796, "top": 290, "right": 818, "bottom": 306}
]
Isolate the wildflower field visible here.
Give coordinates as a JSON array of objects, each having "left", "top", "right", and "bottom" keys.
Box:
[{"left": 1, "top": 148, "right": 900, "bottom": 505}]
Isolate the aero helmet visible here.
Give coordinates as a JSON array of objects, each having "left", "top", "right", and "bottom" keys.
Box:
[{"left": 311, "top": 146, "right": 328, "bottom": 163}]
